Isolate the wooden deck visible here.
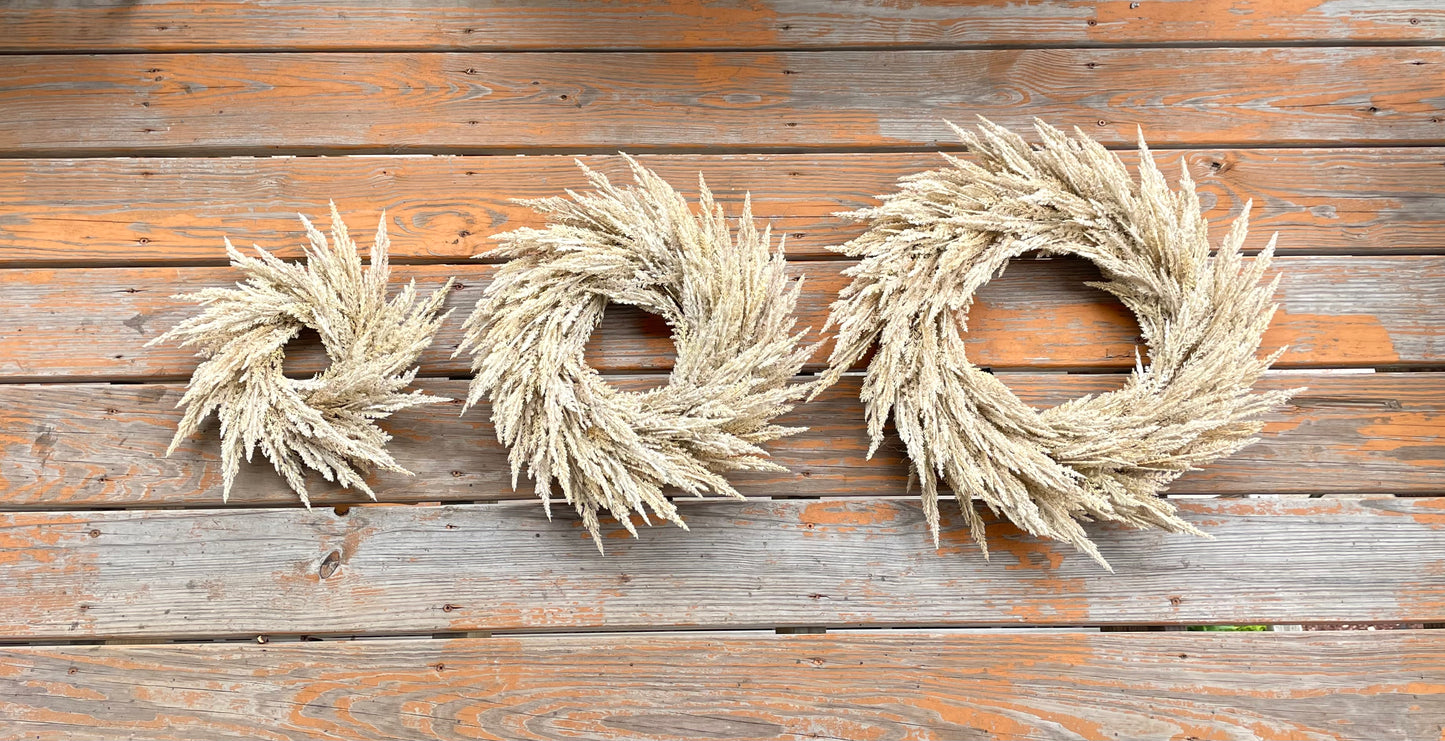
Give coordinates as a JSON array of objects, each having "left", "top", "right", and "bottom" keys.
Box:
[{"left": 1, "top": 2, "right": 1443, "bottom": 739}]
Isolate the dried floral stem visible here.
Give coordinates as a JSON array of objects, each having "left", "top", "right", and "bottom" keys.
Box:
[
  {"left": 149, "top": 204, "right": 454, "bottom": 505},
  {"left": 458, "top": 157, "right": 816, "bottom": 549},
  {"left": 817, "top": 118, "right": 1301, "bottom": 569}
]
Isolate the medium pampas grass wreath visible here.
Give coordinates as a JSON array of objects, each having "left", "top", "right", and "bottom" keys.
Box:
[
  {"left": 816, "top": 118, "right": 1301, "bottom": 569},
  {"left": 149, "top": 204, "right": 455, "bottom": 505},
  {"left": 457, "top": 156, "right": 817, "bottom": 550}
]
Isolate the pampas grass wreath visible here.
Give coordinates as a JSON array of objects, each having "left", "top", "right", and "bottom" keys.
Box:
[
  {"left": 150, "top": 204, "right": 455, "bottom": 505},
  {"left": 457, "top": 157, "right": 817, "bottom": 550},
  {"left": 815, "top": 118, "right": 1301, "bottom": 569}
]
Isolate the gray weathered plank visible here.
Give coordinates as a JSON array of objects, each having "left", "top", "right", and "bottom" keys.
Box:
[
  {"left": 3, "top": 631, "right": 1442, "bottom": 740},
  {"left": 1, "top": 373, "right": 1440, "bottom": 508},
  {"left": 4, "top": 0, "right": 1442, "bottom": 51},
  {"left": 2, "top": 48, "right": 1443, "bottom": 155},
  {"left": 3, "top": 256, "right": 1442, "bottom": 382},
  {"left": 3, "top": 148, "right": 1443, "bottom": 266},
  {"left": 1, "top": 497, "right": 1442, "bottom": 639}
]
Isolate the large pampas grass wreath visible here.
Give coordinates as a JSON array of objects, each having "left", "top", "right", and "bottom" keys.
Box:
[
  {"left": 816, "top": 118, "right": 1300, "bottom": 569},
  {"left": 150, "top": 204, "right": 454, "bottom": 505},
  {"left": 457, "top": 157, "right": 816, "bottom": 549}
]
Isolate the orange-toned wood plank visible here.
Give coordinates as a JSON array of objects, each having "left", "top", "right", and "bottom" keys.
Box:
[
  {"left": 1, "top": 373, "right": 1439, "bottom": 509},
  {"left": 0, "top": 256, "right": 1439, "bottom": 381},
  {"left": 3, "top": 631, "right": 1442, "bottom": 741},
  {"left": 2, "top": 49, "right": 1442, "bottom": 155},
  {"left": 3, "top": 0, "right": 1442, "bottom": 51},
  {"left": 0, "top": 498, "right": 1442, "bottom": 639},
  {"left": 3, "top": 148, "right": 1443, "bottom": 266}
]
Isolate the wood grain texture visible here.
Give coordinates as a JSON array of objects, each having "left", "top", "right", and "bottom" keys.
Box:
[
  {"left": 1, "top": 373, "right": 1439, "bottom": 509},
  {"left": 4, "top": 0, "right": 1443, "bottom": 51},
  {"left": 3, "top": 48, "right": 1443, "bottom": 155},
  {"left": 2, "top": 497, "right": 1444, "bottom": 639},
  {"left": 2, "top": 256, "right": 1440, "bottom": 381},
  {"left": 4, "top": 148, "right": 1444, "bottom": 266},
  {"left": 3, "top": 631, "right": 1443, "bottom": 741},
  {"left": 2, "top": 4, "right": 1443, "bottom": 738}
]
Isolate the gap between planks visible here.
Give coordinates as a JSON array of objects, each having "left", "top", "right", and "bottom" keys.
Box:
[
  {"left": 7, "top": 623, "right": 1430, "bottom": 649},
  {"left": 10, "top": 40, "right": 1445, "bottom": 56},
  {"left": 10, "top": 140, "right": 1445, "bottom": 160}
]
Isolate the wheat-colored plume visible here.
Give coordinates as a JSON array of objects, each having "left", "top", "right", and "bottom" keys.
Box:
[
  {"left": 458, "top": 156, "right": 817, "bottom": 550},
  {"left": 816, "top": 118, "right": 1301, "bottom": 569},
  {"left": 149, "top": 204, "right": 454, "bottom": 505}
]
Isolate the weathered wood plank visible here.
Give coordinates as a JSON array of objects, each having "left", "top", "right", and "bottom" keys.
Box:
[
  {"left": 4, "top": 0, "right": 1443, "bottom": 52},
  {"left": 3, "top": 631, "right": 1442, "bottom": 741},
  {"left": 1, "top": 256, "right": 1439, "bottom": 381},
  {"left": 4, "top": 148, "right": 1444, "bottom": 266},
  {"left": 3, "top": 48, "right": 1443, "bottom": 155},
  {"left": 1, "top": 497, "right": 1442, "bottom": 639},
  {"left": 1, "top": 373, "right": 1439, "bottom": 508}
]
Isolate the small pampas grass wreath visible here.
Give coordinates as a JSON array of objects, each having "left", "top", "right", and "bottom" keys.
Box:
[
  {"left": 457, "top": 156, "right": 816, "bottom": 550},
  {"left": 150, "top": 204, "right": 455, "bottom": 506},
  {"left": 816, "top": 118, "right": 1301, "bottom": 569}
]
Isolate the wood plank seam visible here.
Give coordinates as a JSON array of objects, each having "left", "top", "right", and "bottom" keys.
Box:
[
  {"left": 18, "top": 624, "right": 1442, "bottom": 650},
  {"left": 7, "top": 40, "right": 1445, "bottom": 55},
  {"left": 7, "top": 141, "right": 1445, "bottom": 160}
]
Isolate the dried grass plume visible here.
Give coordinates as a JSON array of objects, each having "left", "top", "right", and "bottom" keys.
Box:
[
  {"left": 150, "top": 204, "right": 454, "bottom": 505},
  {"left": 816, "top": 118, "right": 1301, "bottom": 569},
  {"left": 458, "top": 157, "right": 816, "bottom": 549}
]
